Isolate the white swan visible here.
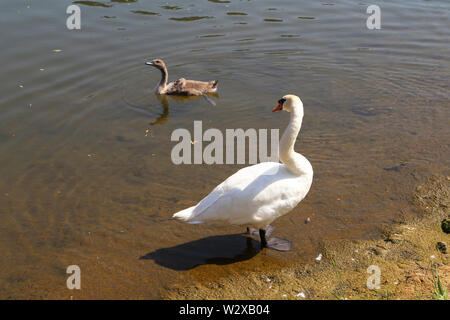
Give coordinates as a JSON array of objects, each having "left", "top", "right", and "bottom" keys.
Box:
[{"left": 173, "top": 94, "right": 313, "bottom": 251}]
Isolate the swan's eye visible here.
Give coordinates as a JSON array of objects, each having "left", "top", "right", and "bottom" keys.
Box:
[{"left": 278, "top": 98, "right": 286, "bottom": 105}]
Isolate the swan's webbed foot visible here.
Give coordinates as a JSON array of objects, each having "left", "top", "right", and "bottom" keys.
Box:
[{"left": 266, "top": 237, "right": 292, "bottom": 252}]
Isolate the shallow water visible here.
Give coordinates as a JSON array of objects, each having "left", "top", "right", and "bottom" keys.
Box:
[{"left": 0, "top": 0, "right": 449, "bottom": 298}]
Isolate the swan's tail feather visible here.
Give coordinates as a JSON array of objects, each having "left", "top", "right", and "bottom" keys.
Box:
[{"left": 172, "top": 206, "right": 204, "bottom": 224}]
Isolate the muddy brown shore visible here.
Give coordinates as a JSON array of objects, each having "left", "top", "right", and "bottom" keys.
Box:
[{"left": 165, "top": 175, "right": 449, "bottom": 300}]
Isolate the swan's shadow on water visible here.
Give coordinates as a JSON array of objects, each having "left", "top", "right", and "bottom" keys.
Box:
[{"left": 140, "top": 233, "right": 260, "bottom": 271}]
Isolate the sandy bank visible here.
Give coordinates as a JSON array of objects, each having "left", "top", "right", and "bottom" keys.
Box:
[{"left": 164, "top": 175, "right": 449, "bottom": 300}]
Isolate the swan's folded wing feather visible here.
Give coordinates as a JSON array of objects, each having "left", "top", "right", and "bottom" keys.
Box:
[
  {"left": 187, "top": 162, "right": 287, "bottom": 223},
  {"left": 185, "top": 164, "right": 271, "bottom": 220}
]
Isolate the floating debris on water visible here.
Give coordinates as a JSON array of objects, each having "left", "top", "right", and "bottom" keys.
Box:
[
  {"left": 226, "top": 12, "right": 248, "bottom": 16},
  {"left": 73, "top": 1, "right": 112, "bottom": 8},
  {"left": 161, "top": 5, "right": 182, "bottom": 10},
  {"left": 169, "top": 16, "right": 214, "bottom": 22},
  {"left": 131, "top": 10, "right": 160, "bottom": 16},
  {"left": 264, "top": 18, "right": 283, "bottom": 22},
  {"left": 383, "top": 163, "right": 408, "bottom": 172},
  {"left": 315, "top": 253, "right": 322, "bottom": 261}
]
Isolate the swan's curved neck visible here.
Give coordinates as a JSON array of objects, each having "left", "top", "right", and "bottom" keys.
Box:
[
  {"left": 279, "top": 107, "right": 305, "bottom": 175},
  {"left": 157, "top": 66, "right": 168, "bottom": 93}
]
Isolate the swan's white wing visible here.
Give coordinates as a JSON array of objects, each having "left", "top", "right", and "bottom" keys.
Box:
[
  {"left": 194, "top": 163, "right": 278, "bottom": 215},
  {"left": 174, "top": 162, "right": 311, "bottom": 228},
  {"left": 173, "top": 162, "right": 279, "bottom": 222}
]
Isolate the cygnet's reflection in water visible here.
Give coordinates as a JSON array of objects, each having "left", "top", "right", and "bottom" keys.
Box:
[
  {"left": 150, "top": 93, "right": 219, "bottom": 126},
  {"left": 140, "top": 233, "right": 259, "bottom": 271}
]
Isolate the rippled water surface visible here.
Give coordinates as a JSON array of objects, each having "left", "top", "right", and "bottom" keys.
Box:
[{"left": 0, "top": 0, "right": 449, "bottom": 298}]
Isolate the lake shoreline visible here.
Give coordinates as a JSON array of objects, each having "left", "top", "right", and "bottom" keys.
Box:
[{"left": 164, "top": 175, "right": 449, "bottom": 300}]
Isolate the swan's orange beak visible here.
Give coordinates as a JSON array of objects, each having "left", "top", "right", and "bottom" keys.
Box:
[{"left": 272, "top": 103, "right": 283, "bottom": 112}]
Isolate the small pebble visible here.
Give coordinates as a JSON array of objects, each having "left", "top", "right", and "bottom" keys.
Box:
[
  {"left": 305, "top": 217, "right": 311, "bottom": 224},
  {"left": 436, "top": 241, "right": 447, "bottom": 254},
  {"left": 441, "top": 218, "right": 450, "bottom": 234}
]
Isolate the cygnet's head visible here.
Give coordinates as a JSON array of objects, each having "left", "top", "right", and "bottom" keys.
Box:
[
  {"left": 145, "top": 58, "right": 167, "bottom": 71},
  {"left": 272, "top": 94, "right": 303, "bottom": 113}
]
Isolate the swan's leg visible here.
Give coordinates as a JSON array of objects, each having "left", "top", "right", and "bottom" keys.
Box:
[
  {"left": 259, "top": 229, "right": 268, "bottom": 248},
  {"left": 247, "top": 227, "right": 257, "bottom": 236},
  {"left": 258, "top": 228, "right": 291, "bottom": 252},
  {"left": 247, "top": 225, "right": 275, "bottom": 238}
]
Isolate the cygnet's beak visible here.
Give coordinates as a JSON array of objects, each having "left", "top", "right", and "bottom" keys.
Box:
[{"left": 145, "top": 61, "right": 154, "bottom": 66}]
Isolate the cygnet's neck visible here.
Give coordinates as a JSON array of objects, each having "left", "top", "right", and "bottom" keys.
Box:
[{"left": 157, "top": 66, "right": 168, "bottom": 93}]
